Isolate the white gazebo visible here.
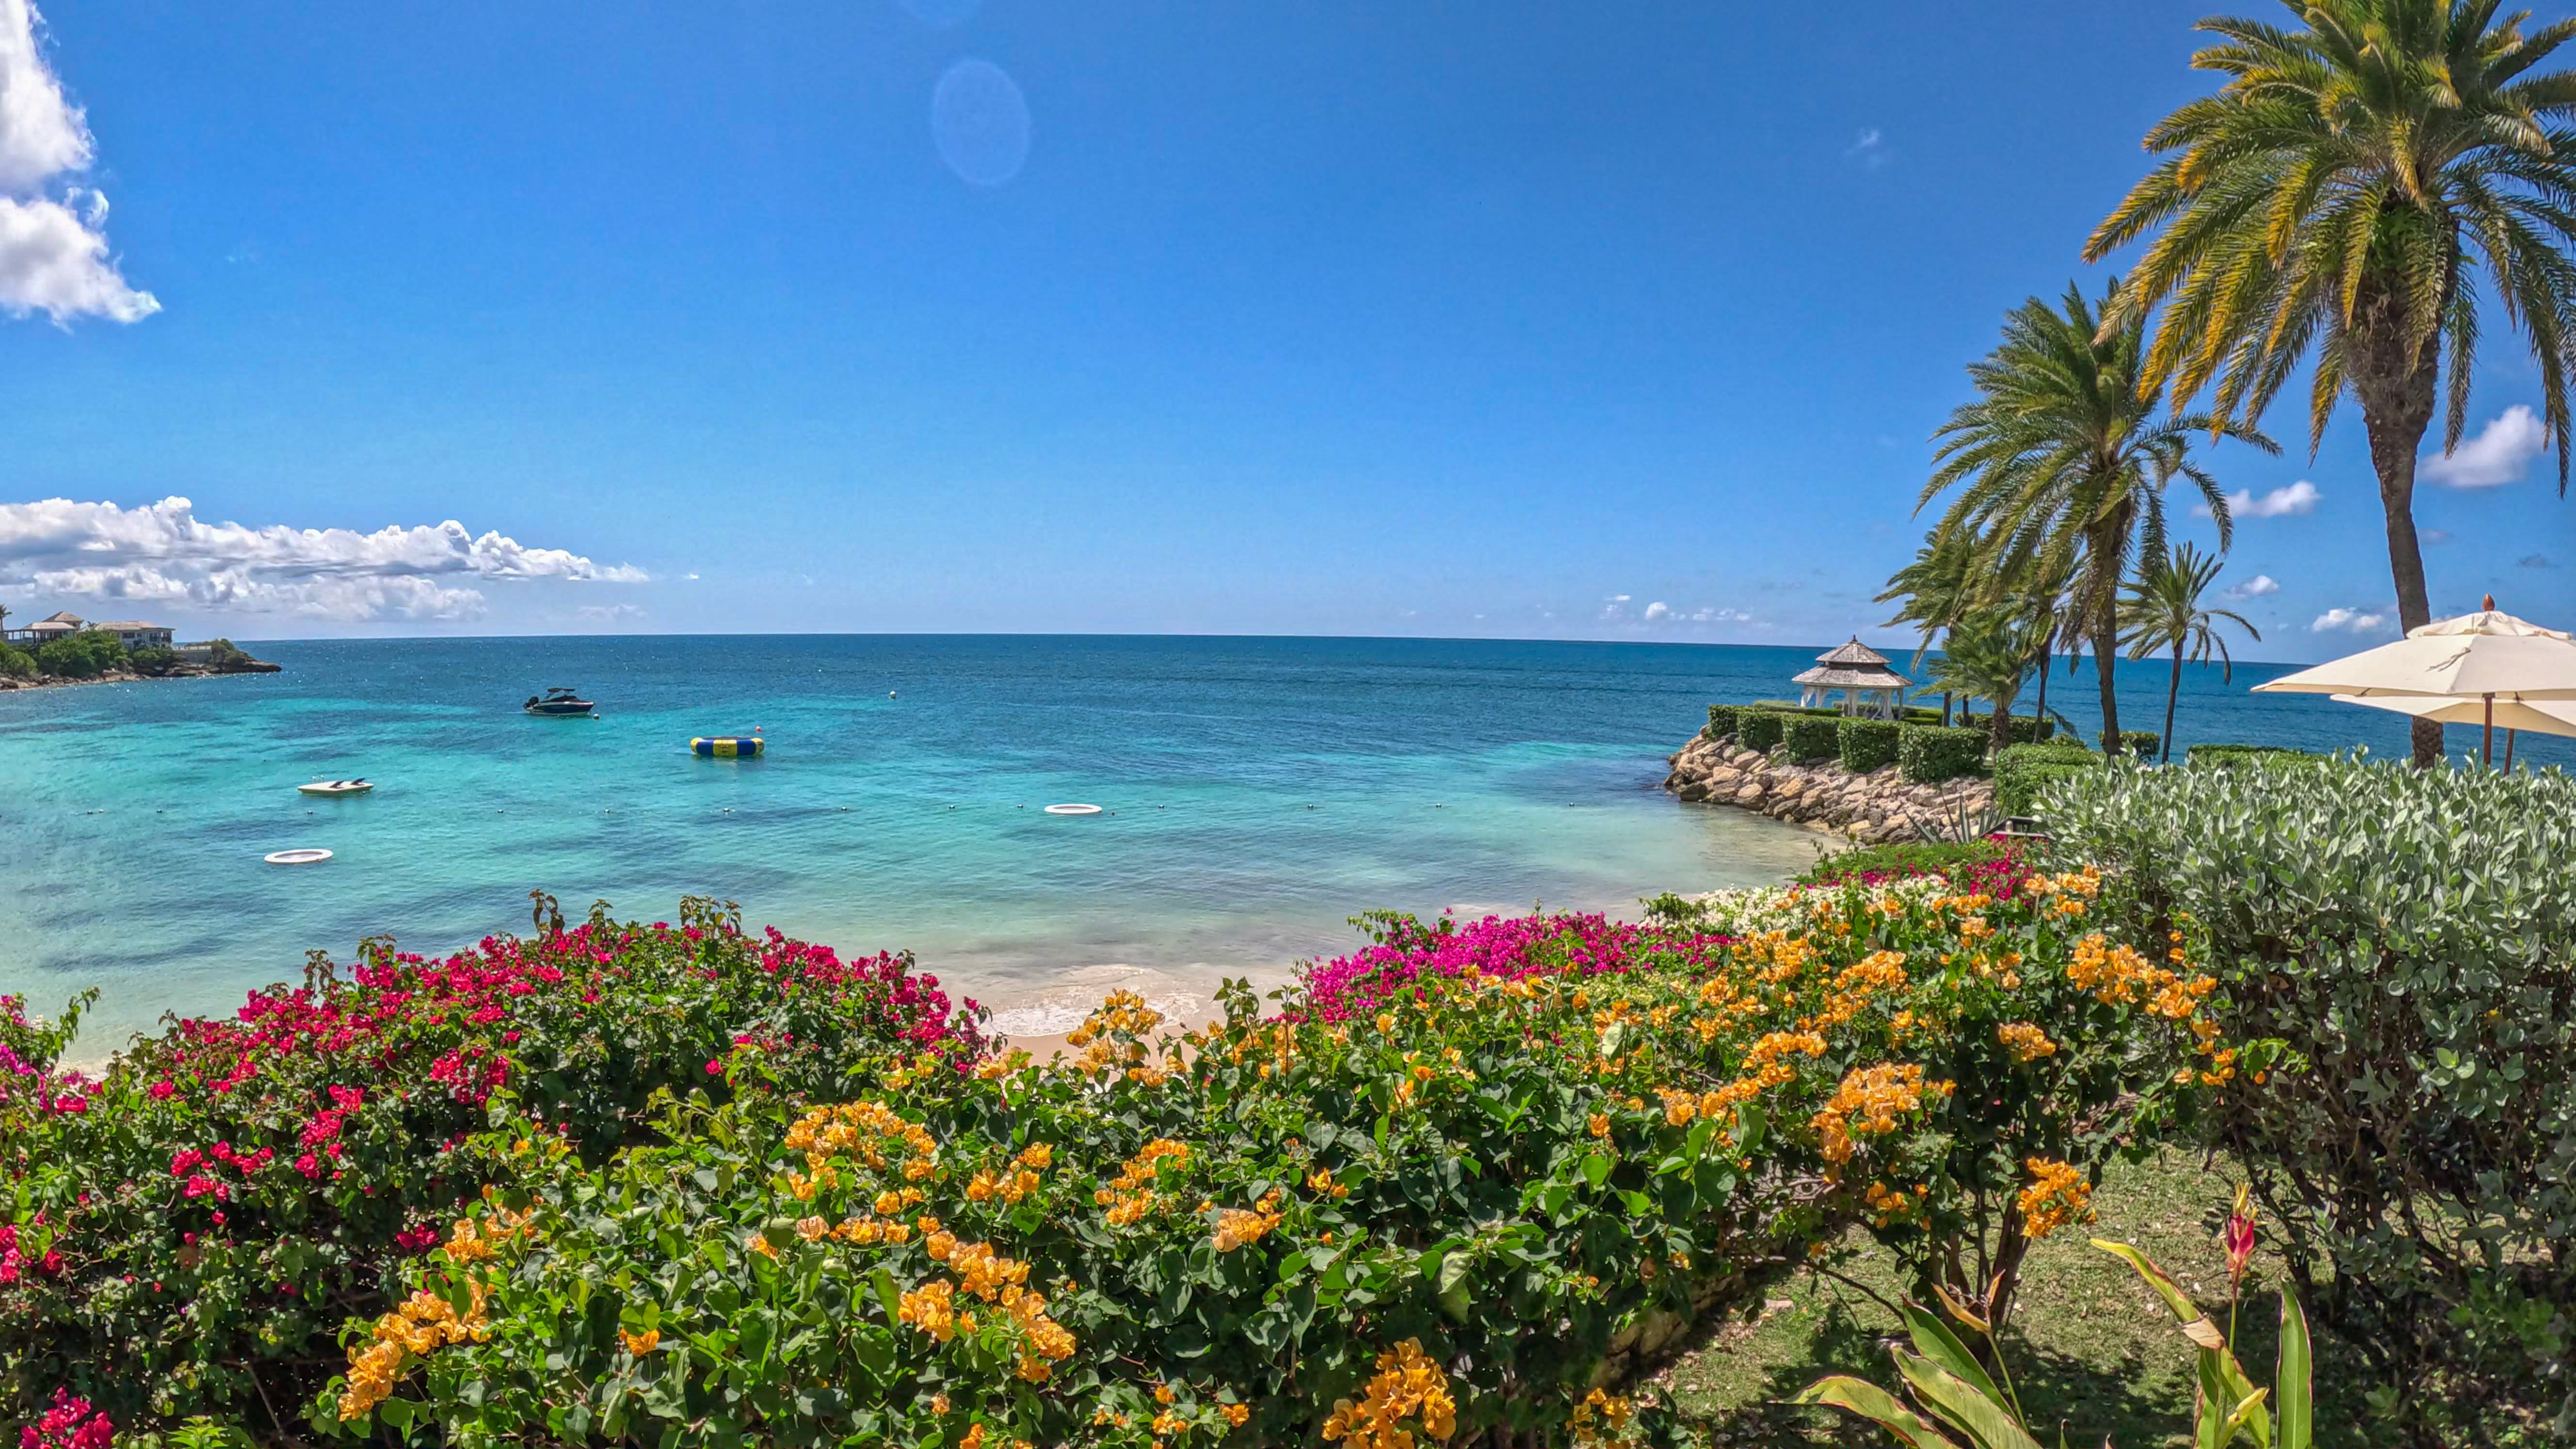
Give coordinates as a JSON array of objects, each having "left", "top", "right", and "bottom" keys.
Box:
[{"left": 1793, "top": 637, "right": 1911, "bottom": 720}]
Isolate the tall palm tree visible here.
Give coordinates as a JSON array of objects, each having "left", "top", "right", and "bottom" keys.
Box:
[
  {"left": 2121, "top": 543, "right": 2263, "bottom": 760},
  {"left": 1920, "top": 280, "right": 2275, "bottom": 755},
  {"left": 2088, "top": 0, "right": 2576, "bottom": 766}
]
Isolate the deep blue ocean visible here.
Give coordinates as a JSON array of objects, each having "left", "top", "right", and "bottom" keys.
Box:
[{"left": 0, "top": 634, "right": 2549, "bottom": 1058}]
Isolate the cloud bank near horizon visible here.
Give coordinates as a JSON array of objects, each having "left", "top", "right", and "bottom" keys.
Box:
[
  {"left": 0, "top": 0, "right": 155, "bottom": 324},
  {"left": 0, "top": 497, "right": 645, "bottom": 622}
]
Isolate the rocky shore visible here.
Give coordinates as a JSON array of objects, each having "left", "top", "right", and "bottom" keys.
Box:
[
  {"left": 1661, "top": 731, "right": 1995, "bottom": 843},
  {"left": 0, "top": 658, "right": 281, "bottom": 692}
]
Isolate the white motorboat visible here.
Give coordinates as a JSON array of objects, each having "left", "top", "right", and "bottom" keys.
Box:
[{"left": 298, "top": 779, "right": 374, "bottom": 797}]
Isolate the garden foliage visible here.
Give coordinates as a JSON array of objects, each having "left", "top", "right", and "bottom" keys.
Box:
[
  {"left": 2042, "top": 758, "right": 2576, "bottom": 1443},
  {"left": 2181, "top": 744, "right": 2319, "bottom": 767},
  {"left": 0, "top": 645, "right": 32, "bottom": 680},
  {"left": 1735, "top": 709, "right": 1787, "bottom": 753},
  {"left": 0, "top": 895, "right": 985, "bottom": 1438},
  {"left": 1702, "top": 704, "right": 1740, "bottom": 741},
  {"left": 1790, "top": 840, "right": 2016, "bottom": 891},
  {"left": 1957, "top": 713, "right": 2056, "bottom": 745},
  {"left": 1783, "top": 716, "right": 1840, "bottom": 763},
  {"left": 1992, "top": 743, "right": 2100, "bottom": 815},
  {"left": 2097, "top": 729, "right": 2160, "bottom": 758},
  {"left": 1896, "top": 724, "right": 1987, "bottom": 784},
  {"left": 1835, "top": 718, "right": 1901, "bottom": 774},
  {"left": 324, "top": 873, "right": 2234, "bottom": 1448}
]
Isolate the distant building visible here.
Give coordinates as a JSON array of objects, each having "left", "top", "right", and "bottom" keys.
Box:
[
  {"left": 2, "top": 611, "right": 174, "bottom": 650},
  {"left": 91, "top": 620, "right": 176, "bottom": 650}
]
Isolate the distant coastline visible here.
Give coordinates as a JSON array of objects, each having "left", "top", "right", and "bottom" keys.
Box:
[{"left": 0, "top": 652, "right": 280, "bottom": 692}]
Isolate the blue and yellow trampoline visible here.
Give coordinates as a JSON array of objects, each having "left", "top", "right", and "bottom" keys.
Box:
[{"left": 690, "top": 736, "right": 764, "bottom": 758}]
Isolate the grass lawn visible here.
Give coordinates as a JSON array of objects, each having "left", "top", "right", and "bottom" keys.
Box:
[{"left": 1652, "top": 1147, "right": 2390, "bottom": 1447}]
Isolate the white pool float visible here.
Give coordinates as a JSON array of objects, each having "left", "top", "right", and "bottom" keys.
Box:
[
  {"left": 1043, "top": 803, "right": 1103, "bottom": 816},
  {"left": 265, "top": 848, "right": 334, "bottom": 866}
]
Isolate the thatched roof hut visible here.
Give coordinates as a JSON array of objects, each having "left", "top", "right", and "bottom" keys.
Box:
[{"left": 1791, "top": 637, "right": 1910, "bottom": 719}]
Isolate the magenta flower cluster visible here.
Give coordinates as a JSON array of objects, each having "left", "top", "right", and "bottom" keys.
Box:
[{"left": 1301, "top": 911, "right": 1735, "bottom": 1022}]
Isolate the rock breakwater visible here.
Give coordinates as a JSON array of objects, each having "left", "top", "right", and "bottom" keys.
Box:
[{"left": 1661, "top": 732, "right": 1995, "bottom": 843}]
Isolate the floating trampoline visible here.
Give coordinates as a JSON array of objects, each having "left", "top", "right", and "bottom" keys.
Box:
[
  {"left": 264, "top": 848, "right": 333, "bottom": 866},
  {"left": 1043, "top": 803, "right": 1102, "bottom": 816},
  {"left": 691, "top": 736, "right": 765, "bottom": 758}
]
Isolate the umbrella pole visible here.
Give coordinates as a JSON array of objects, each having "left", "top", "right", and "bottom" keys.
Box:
[
  {"left": 2506, "top": 728, "right": 2517, "bottom": 772},
  {"left": 2484, "top": 694, "right": 2495, "bottom": 766}
]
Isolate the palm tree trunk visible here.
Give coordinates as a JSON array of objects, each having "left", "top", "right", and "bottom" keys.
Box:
[
  {"left": 2085, "top": 519, "right": 2126, "bottom": 755},
  {"left": 1990, "top": 694, "right": 2014, "bottom": 760},
  {"left": 2163, "top": 642, "right": 2182, "bottom": 762},
  {"left": 2032, "top": 629, "right": 2051, "bottom": 739},
  {"left": 2350, "top": 272, "right": 2447, "bottom": 768}
]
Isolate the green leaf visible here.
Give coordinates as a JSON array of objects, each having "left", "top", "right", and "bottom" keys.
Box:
[
  {"left": 1793, "top": 1374, "right": 1964, "bottom": 1449},
  {"left": 1581, "top": 1154, "right": 1611, "bottom": 1189},
  {"left": 1897, "top": 1301, "right": 2004, "bottom": 1408},
  {"left": 2091, "top": 1240, "right": 2222, "bottom": 1345},
  {"left": 2275, "top": 1292, "right": 2312, "bottom": 1449},
  {"left": 2218, "top": 1389, "right": 2271, "bottom": 1449},
  {"left": 1891, "top": 1352, "right": 2044, "bottom": 1449}
]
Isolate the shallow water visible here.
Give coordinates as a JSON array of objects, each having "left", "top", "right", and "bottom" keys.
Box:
[{"left": 0, "top": 635, "right": 1835, "bottom": 1054}]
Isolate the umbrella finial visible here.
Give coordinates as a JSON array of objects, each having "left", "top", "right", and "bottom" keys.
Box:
[{"left": 2485, "top": 593, "right": 2497, "bottom": 611}]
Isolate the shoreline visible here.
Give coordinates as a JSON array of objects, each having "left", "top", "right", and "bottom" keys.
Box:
[{"left": 0, "top": 661, "right": 282, "bottom": 692}]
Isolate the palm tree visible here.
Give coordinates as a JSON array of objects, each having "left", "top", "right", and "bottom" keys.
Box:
[
  {"left": 1877, "top": 531, "right": 1980, "bottom": 724},
  {"left": 2088, "top": 0, "right": 2576, "bottom": 766},
  {"left": 1920, "top": 280, "right": 2275, "bottom": 755},
  {"left": 1925, "top": 611, "right": 2042, "bottom": 759},
  {"left": 2121, "top": 543, "right": 2263, "bottom": 761}
]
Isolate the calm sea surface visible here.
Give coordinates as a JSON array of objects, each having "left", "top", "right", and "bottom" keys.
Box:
[{"left": 0, "top": 634, "right": 2551, "bottom": 1056}]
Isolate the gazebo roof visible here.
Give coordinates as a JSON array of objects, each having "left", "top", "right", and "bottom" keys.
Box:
[
  {"left": 1792, "top": 663, "right": 1909, "bottom": 691},
  {"left": 1814, "top": 636, "right": 1893, "bottom": 668}
]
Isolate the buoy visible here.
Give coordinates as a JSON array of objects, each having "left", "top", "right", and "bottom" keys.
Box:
[
  {"left": 265, "top": 848, "right": 332, "bottom": 866},
  {"left": 1043, "top": 804, "right": 1103, "bottom": 816},
  {"left": 889, "top": 690, "right": 898, "bottom": 698}
]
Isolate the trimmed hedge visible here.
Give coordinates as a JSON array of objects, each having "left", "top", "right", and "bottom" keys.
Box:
[
  {"left": 1897, "top": 724, "right": 1988, "bottom": 783},
  {"left": 1993, "top": 742, "right": 2099, "bottom": 815},
  {"left": 2097, "top": 729, "right": 2160, "bottom": 758},
  {"left": 1736, "top": 708, "right": 1787, "bottom": 753},
  {"left": 1704, "top": 703, "right": 1741, "bottom": 740},
  {"left": 1837, "top": 717, "right": 1901, "bottom": 773},
  {"left": 1959, "top": 712, "right": 2058, "bottom": 745},
  {"left": 2184, "top": 743, "right": 2321, "bottom": 767},
  {"left": 1784, "top": 715, "right": 1840, "bottom": 762},
  {"left": 1749, "top": 700, "right": 1850, "bottom": 718},
  {"left": 2041, "top": 759, "right": 2576, "bottom": 1443}
]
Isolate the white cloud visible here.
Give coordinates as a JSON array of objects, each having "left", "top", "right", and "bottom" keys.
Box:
[
  {"left": 0, "top": 0, "right": 87, "bottom": 192},
  {"left": 0, "top": 497, "right": 645, "bottom": 622},
  {"left": 1642, "top": 601, "right": 1670, "bottom": 621},
  {"left": 2227, "top": 574, "right": 2280, "bottom": 599},
  {"left": 2312, "top": 606, "right": 2392, "bottom": 634},
  {"left": 2199, "top": 480, "right": 2319, "bottom": 520},
  {"left": 0, "top": 1, "right": 149, "bottom": 324},
  {"left": 577, "top": 603, "right": 647, "bottom": 623},
  {"left": 1846, "top": 128, "right": 1884, "bottom": 164},
  {"left": 2423, "top": 404, "right": 2547, "bottom": 488}
]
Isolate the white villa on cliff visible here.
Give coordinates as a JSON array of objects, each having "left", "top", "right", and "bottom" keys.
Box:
[{"left": 2, "top": 611, "right": 176, "bottom": 650}]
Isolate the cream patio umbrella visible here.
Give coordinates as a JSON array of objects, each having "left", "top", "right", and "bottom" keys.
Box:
[
  {"left": 2252, "top": 596, "right": 2576, "bottom": 764},
  {"left": 2329, "top": 692, "right": 2576, "bottom": 769}
]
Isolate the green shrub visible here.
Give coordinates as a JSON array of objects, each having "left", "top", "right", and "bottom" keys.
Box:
[
  {"left": 1837, "top": 717, "right": 1901, "bottom": 773},
  {"left": 1793, "top": 839, "right": 2013, "bottom": 888},
  {"left": 1959, "top": 712, "right": 2058, "bottom": 744},
  {"left": 1750, "top": 699, "right": 1850, "bottom": 718},
  {"left": 1784, "top": 715, "right": 1841, "bottom": 762},
  {"left": 325, "top": 887, "right": 2226, "bottom": 1449},
  {"left": 126, "top": 645, "right": 181, "bottom": 676},
  {"left": 2097, "top": 729, "right": 2161, "bottom": 758},
  {"left": 2183, "top": 744, "right": 2320, "bottom": 767},
  {"left": 1898, "top": 724, "right": 1988, "bottom": 783},
  {"left": 32, "top": 630, "right": 124, "bottom": 679},
  {"left": 1736, "top": 708, "right": 1787, "bottom": 752},
  {"left": 0, "top": 894, "right": 986, "bottom": 1434},
  {"left": 2039, "top": 758, "right": 2576, "bottom": 1444},
  {"left": 1993, "top": 742, "right": 2100, "bottom": 814},
  {"left": 0, "top": 644, "right": 32, "bottom": 680},
  {"left": 1704, "top": 703, "right": 1741, "bottom": 740}
]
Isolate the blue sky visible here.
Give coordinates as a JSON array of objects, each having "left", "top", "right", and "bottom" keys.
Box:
[{"left": 1, "top": 0, "right": 2569, "bottom": 658}]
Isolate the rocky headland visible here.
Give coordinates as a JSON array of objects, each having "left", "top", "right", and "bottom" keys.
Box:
[
  {"left": 0, "top": 656, "right": 281, "bottom": 692},
  {"left": 1661, "top": 731, "right": 1995, "bottom": 843}
]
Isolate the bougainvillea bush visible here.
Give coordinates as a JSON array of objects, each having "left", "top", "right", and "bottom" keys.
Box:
[
  {"left": 328, "top": 869, "right": 2238, "bottom": 1448},
  {"left": 0, "top": 895, "right": 985, "bottom": 1441}
]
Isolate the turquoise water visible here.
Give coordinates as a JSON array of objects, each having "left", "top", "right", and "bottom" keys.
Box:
[
  {"left": 0, "top": 635, "right": 1834, "bottom": 1055},
  {"left": 4, "top": 633, "right": 2556, "bottom": 1058}
]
